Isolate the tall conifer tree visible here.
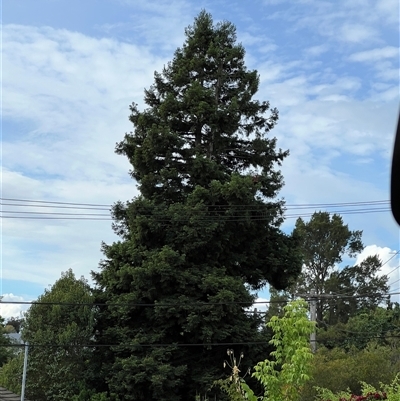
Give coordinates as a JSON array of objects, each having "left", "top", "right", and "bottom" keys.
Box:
[{"left": 92, "top": 11, "right": 301, "bottom": 400}]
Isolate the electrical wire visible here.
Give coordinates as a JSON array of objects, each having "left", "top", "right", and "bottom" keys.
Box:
[
  {"left": 0, "top": 198, "right": 111, "bottom": 207},
  {"left": 1, "top": 292, "right": 399, "bottom": 308},
  {"left": 1, "top": 203, "right": 111, "bottom": 211},
  {"left": 0, "top": 208, "right": 392, "bottom": 221},
  {"left": 0, "top": 206, "right": 391, "bottom": 215},
  {"left": 0, "top": 300, "right": 278, "bottom": 307},
  {"left": 7, "top": 320, "right": 400, "bottom": 349},
  {"left": 0, "top": 197, "right": 390, "bottom": 208},
  {"left": 0, "top": 341, "right": 274, "bottom": 348},
  {"left": 388, "top": 277, "right": 400, "bottom": 287},
  {"left": 321, "top": 259, "right": 399, "bottom": 299},
  {"left": 316, "top": 320, "right": 400, "bottom": 339},
  {"left": 381, "top": 251, "right": 400, "bottom": 268},
  {"left": 387, "top": 265, "right": 400, "bottom": 281},
  {"left": 0, "top": 216, "right": 111, "bottom": 220},
  {"left": 5, "top": 334, "right": 400, "bottom": 349},
  {"left": 2, "top": 211, "right": 110, "bottom": 216},
  {"left": 317, "top": 319, "right": 400, "bottom": 333},
  {"left": 0, "top": 197, "right": 391, "bottom": 221}
]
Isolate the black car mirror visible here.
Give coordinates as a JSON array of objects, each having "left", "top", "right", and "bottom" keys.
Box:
[{"left": 391, "top": 109, "right": 400, "bottom": 225}]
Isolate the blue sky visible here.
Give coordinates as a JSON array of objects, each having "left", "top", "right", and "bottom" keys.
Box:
[{"left": 1, "top": 0, "right": 399, "bottom": 318}]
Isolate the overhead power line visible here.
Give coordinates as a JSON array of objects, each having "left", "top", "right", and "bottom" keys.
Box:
[
  {"left": 2, "top": 211, "right": 110, "bottom": 216},
  {"left": 389, "top": 277, "right": 400, "bottom": 287},
  {"left": 381, "top": 251, "right": 400, "bottom": 268},
  {"left": 317, "top": 319, "right": 400, "bottom": 337},
  {"left": 0, "top": 208, "right": 391, "bottom": 220},
  {"left": 0, "top": 341, "right": 272, "bottom": 348},
  {"left": 5, "top": 332, "right": 400, "bottom": 349},
  {"left": 0, "top": 198, "right": 111, "bottom": 207},
  {"left": 0, "top": 300, "right": 276, "bottom": 307},
  {"left": 1, "top": 292, "right": 399, "bottom": 308},
  {"left": 0, "top": 197, "right": 390, "bottom": 209},
  {"left": 0, "top": 216, "right": 111, "bottom": 220},
  {"left": 386, "top": 263, "right": 400, "bottom": 280},
  {"left": 1, "top": 203, "right": 111, "bottom": 211},
  {"left": 1, "top": 207, "right": 391, "bottom": 216},
  {"left": 1, "top": 197, "right": 391, "bottom": 220}
]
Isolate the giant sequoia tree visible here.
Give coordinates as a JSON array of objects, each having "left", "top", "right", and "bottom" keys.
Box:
[{"left": 92, "top": 11, "right": 301, "bottom": 401}]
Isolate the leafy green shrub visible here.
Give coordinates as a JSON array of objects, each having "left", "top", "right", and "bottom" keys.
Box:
[{"left": 315, "top": 374, "right": 400, "bottom": 401}]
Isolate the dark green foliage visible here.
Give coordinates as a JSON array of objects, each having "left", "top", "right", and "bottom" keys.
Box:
[
  {"left": 318, "top": 304, "right": 400, "bottom": 350},
  {"left": 323, "top": 256, "right": 389, "bottom": 326},
  {"left": 264, "top": 286, "right": 291, "bottom": 322},
  {"left": 5, "top": 317, "right": 23, "bottom": 333},
  {"left": 291, "top": 212, "right": 388, "bottom": 324},
  {"left": 71, "top": 388, "right": 112, "bottom": 401},
  {"left": 0, "top": 317, "right": 14, "bottom": 367},
  {"left": 301, "top": 344, "right": 400, "bottom": 400},
  {"left": 0, "top": 353, "right": 24, "bottom": 395},
  {"left": 19, "top": 269, "right": 95, "bottom": 401},
  {"left": 117, "top": 11, "right": 284, "bottom": 205},
  {"left": 92, "top": 11, "right": 301, "bottom": 401}
]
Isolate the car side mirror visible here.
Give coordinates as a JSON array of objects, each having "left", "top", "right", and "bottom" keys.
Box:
[{"left": 391, "top": 109, "right": 400, "bottom": 225}]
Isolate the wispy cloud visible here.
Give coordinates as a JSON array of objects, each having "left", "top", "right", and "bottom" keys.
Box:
[
  {"left": 2, "top": 0, "right": 399, "bottom": 298},
  {"left": 303, "top": 44, "right": 330, "bottom": 57},
  {"left": 349, "top": 46, "right": 399, "bottom": 62},
  {"left": 339, "top": 23, "right": 378, "bottom": 44},
  {"left": 103, "top": 0, "right": 196, "bottom": 52},
  {"left": 265, "top": 0, "right": 394, "bottom": 49},
  {"left": 2, "top": 24, "right": 156, "bottom": 284}
]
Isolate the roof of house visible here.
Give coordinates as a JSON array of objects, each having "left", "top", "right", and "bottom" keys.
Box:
[
  {"left": 6, "top": 333, "right": 22, "bottom": 343},
  {"left": 0, "top": 386, "right": 30, "bottom": 401}
]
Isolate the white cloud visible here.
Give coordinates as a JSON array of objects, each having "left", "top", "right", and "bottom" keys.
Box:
[
  {"left": 257, "top": 61, "right": 287, "bottom": 83},
  {"left": 276, "top": 94, "right": 397, "bottom": 158},
  {"left": 371, "top": 86, "right": 399, "bottom": 102},
  {"left": 355, "top": 245, "right": 400, "bottom": 301},
  {"left": 252, "top": 297, "right": 269, "bottom": 314},
  {"left": 339, "top": 23, "right": 378, "bottom": 44},
  {"left": 357, "top": 245, "right": 400, "bottom": 304},
  {"left": 263, "top": 0, "right": 288, "bottom": 4},
  {"left": 238, "top": 31, "right": 278, "bottom": 55},
  {"left": 258, "top": 43, "right": 279, "bottom": 53},
  {"left": 304, "top": 44, "right": 330, "bottom": 57},
  {"left": 0, "top": 22, "right": 280, "bottom": 290},
  {"left": 2, "top": 24, "right": 148, "bottom": 203},
  {"left": 0, "top": 294, "right": 30, "bottom": 320},
  {"left": 375, "top": 66, "right": 399, "bottom": 82},
  {"left": 271, "top": 0, "right": 392, "bottom": 49},
  {"left": 349, "top": 46, "right": 399, "bottom": 62},
  {"left": 375, "top": 0, "right": 400, "bottom": 25},
  {"left": 107, "top": 0, "right": 195, "bottom": 52},
  {"left": 3, "top": 24, "right": 160, "bottom": 124},
  {"left": 263, "top": 75, "right": 397, "bottom": 164},
  {"left": 2, "top": 1, "right": 399, "bottom": 305},
  {"left": 1, "top": 168, "right": 136, "bottom": 287}
]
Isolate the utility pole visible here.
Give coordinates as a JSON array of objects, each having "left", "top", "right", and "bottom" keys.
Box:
[
  {"left": 21, "top": 342, "right": 29, "bottom": 401},
  {"left": 296, "top": 290, "right": 336, "bottom": 353},
  {"left": 309, "top": 289, "right": 317, "bottom": 353}
]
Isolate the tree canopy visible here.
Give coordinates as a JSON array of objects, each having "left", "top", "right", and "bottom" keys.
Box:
[
  {"left": 91, "top": 10, "right": 301, "bottom": 401},
  {"left": 290, "top": 212, "right": 388, "bottom": 324},
  {"left": 0, "top": 317, "right": 14, "bottom": 367},
  {"left": 20, "top": 269, "right": 95, "bottom": 401}
]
